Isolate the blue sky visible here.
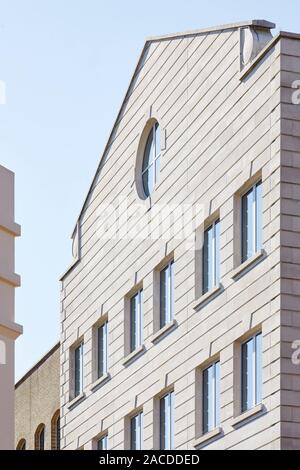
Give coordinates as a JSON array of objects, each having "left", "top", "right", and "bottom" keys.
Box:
[{"left": 0, "top": 0, "right": 298, "bottom": 379}]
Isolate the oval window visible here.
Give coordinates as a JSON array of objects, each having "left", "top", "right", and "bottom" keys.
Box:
[{"left": 142, "top": 122, "right": 161, "bottom": 197}]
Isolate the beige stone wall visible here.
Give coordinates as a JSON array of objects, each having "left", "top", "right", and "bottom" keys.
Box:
[
  {"left": 15, "top": 343, "right": 60, "bottom": 450},
  {"left": 59, "top": 22, "right": 300, "bottom": 450},
  {"left": 0, "top": 164, "right": 22, "bottom": 450}
]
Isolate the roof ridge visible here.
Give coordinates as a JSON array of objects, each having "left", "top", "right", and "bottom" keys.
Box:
[{"left": 145, "top": 20, "right": 276, "bottom": 43}]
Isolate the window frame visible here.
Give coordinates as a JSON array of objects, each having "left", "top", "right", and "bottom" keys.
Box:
[
  {"left": 74, "top": 341, "right": 84, "bottom": 398},
  {"left": 34, "top": 424, "right": 45, "bottom": 450},
  {"left": 160, "top": 260, "right": 175, "bottom": 329},
  {"left": 241, "top": 180, "right": 262, "bottom": 263},
  {"left": 202, "top": 219, "right": 221, "bottom": 294},
  {"left": 51, "top": 410, "right": 60, "bottom": 450},
  {"left": 241, "top": 332, "right": 262, "bottom": 413},
  {"left": 159, "top": 390, "right": 175, "bottom": 450},
  {"left": 130, "top": 411, "right": 144, "bottom": 450},
  {"left": 97, "top": 434, "right": 108, "bottom": 450},
  {"left": 16, "top": 439, "right": 26, "bottom": 450},
  {"left": 97, "top": 320, "right": 108, "bottom": 379},
  {"left": 142, "top": 122, "right": 161, "bottom": 197},
  {"left": 202, "top": 360, "right": 221, "bottom": 434},
  {"left": 130, "top": 289, "right": 144, "bottom": 353}
]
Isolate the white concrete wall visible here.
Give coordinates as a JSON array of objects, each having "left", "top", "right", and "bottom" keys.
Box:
[
  {"left": 0, "top": 164, "right": 21, "bottom": 450},
  {"left": 60, "top": 24, "right": 298, "bottom": 450}
]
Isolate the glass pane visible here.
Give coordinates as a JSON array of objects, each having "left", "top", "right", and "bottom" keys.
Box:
[
  {"left": 215, "top": 362, "right": 221, "bottom": 428},
  {"left": 143, "top": 163, "right": 154, "bottom": 197},
  {"left": 142, "top": 124, "right": 161, "bottom": 196},
  {"left": 170, "top": 262, "right": 175, "bottom": 322},
  {"left": 74, "top": 347, "right": 80, "bottom": 396},
  {"left": 203, "top": 362, "right": 220, "bottom": 432},
  {"left": 155, "top": 155, "right": 161, "bottom": 184},
  {"left": 160, "top": 395, "right": 167, "bottom": 449},
  {"left": 160, "top": 393, "right": 174, "bottom": 450},
  {"left": 242, "top": 188, "right": 254, "bottom": 262},
  {"left": 215, "top": 220, "right": 221, "bottom": 285},
  {"left": 170, "top": 391, "right": 175, "bottom": 450},
  {"left": 208, "top": 365, "right": 214, "bottom": 432},
  {"left": 97, "top": 436, "right": 107, "bottom": 450},
  {"left": 255, "top": 182, "right": 262, "bottom": 252},
  {"left": 131, "top": 415, "right": 137, "bottom": 450},
  {"left": 255, "top": 333, "right": 262, "bottom": 405},
  {"left": 160, "top": 267, "right": 168, "bottom": 328},
  {"left": 203, "top": 225, "right": 214, "bottom": 293},
  {"left": 131, "top": 413, "right": 143, "bottom": 450},
  {"left": 139, "top": 290, "right": 143, "bottom": 346},
  {"left": 142, "top": 127, "right": 155, "bottom": 197},
  {"left": 203, "top": 367, "right": 210, "bottom": 434},
  {"left": 142, "top": 169, "right": 150, "bottom": 198},
  {"left": 143, "top": 128, "right": 154, "bottom": 171},
  {"left": 56, "top": 418, "right": 60, "bottom": 450},
  {"left": 75, "top": 344, "right": 83, "bottom": 397},
  {"left": 242, "top": 338, "right": 254, "bottom": 412},
  {"left": 130, "top": 295, "right": 138, "bottom": 352},
  {"left": 98, "top": 323, "right": 107, "bottom": 377},
  {"left": 40, "top": 428, "right": 45, "bottom": 450},
  {"left": 140, "top": 412, "right": 144, "bottom": 450}
]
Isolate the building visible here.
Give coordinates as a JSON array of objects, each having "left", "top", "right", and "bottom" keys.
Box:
[
  {"left": 60, "top": 20, "right": 300, "bottom": 450},
  {"left": 15, "top": 342, "right": 60, "bottom": 450},
  {"left": 0, "top": 164, "right": 22, "bottom": 450}
]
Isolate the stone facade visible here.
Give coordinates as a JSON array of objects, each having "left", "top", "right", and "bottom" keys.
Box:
[
  {"left": 15, "top": 343, "right": 60, "bottom": 450},
  {"left": 0, "top": 164, "right": 22, "bottom": 450},
  {"left": 60, "top": 20, "right": 300, "bottom": 450}
]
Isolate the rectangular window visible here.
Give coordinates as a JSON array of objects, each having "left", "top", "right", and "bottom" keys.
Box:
[
  {"left": 130, "top": 290, "right": 143, "bottom": 352},
  {"left": 74, "top": 342, "right": 84, "bottom": 397},
  {"left": 160, "top": 391, "right": 175, "bottom": 450},
  {"left": 97, "top": 435, "right": 108, "bottom": 450},
  {"left": 130, "top": 412, "right": 143, "bottom": 450},
  {"left": 160, "top": 261, "right": 174, "bottom": 328},
  {"left": 242, "top": 332, "right": 262, "bottom": 412},
  {"left": 98, "top": 321, "right": 108, "bottom": 378},
  {"left": 203, "top": 361, "right": 221, "bottom": 434},
  {"left": 242, "top": 181, "right": 262, "bottom": 263},
  {"left": 203, "top": 220, "right": 220, "bottom": 294}
]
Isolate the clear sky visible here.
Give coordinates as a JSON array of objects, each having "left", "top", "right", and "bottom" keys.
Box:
[{"left": 0, "top": 0, "right": 298, "bottom": 379}]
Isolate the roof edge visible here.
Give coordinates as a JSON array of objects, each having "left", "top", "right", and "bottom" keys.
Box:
[
  {"left": 145, "top": 20, "right": 276, "bottom": 42},
  {"left": 279, "top": 30, "right": 300, "bottom": 40},
  {"left": 15, "top": 341, "right": 60, "bottom": 389}
]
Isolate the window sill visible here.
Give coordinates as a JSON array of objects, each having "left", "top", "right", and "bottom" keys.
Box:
[
  {"left": 193, "top": 284, "right": 223, "bottom": 311},
  {"left": 122, "top": 345, "right": 146, "bottom": 367},
  {"left": 193, "top": 427, "right": 223, "bottom": 448},
  {"left": 231, "top": 249, "right": 265, "bottom": 280},
  {"left": 232, "top": 403, "right": 265, "bottom": 427},
  {"left": 90, "top": 372, "right": 111, "bottom": 392},
  {"left": 67, "top": 392, "right": 86, "bottom": 410},
  {"left": 151, "top": 320, "right": 178, "bottom": 344}
]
